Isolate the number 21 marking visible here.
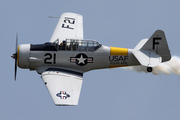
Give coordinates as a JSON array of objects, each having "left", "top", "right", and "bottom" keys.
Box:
[{"left": 44, "top": 53, "right": 56, "bottom": 64}]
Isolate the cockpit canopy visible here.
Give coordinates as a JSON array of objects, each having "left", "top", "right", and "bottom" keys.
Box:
[
  {"left": 30, "top": 39, "right": 101, "bottom": 52},
  {"left": 60, "top": 39, "right": 101, "bottom": 51}
]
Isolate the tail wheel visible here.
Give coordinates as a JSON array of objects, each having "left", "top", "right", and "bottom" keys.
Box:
[{"left": 147, "top": 67, "right": 153, "bottom": 72}]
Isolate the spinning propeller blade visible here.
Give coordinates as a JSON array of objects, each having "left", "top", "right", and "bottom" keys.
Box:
[{"left": 11, "top": 33, "right": 18, "bottom": 81}]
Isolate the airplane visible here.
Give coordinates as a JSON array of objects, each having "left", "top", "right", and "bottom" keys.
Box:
[{"left": 11, "top": 12, "right": 171, "bottom": 106}]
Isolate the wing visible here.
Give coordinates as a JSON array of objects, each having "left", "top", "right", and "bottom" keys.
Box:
[
  {"left": 50, "top": 12, "right": 83, "bottom": 44},
  {"left": 41, "top": 68, "right": 83, "bottom": 106}
]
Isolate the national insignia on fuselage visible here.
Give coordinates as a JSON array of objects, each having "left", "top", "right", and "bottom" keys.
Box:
[{"left": 70, "top": 53, "right": 93, "bottom": 66}]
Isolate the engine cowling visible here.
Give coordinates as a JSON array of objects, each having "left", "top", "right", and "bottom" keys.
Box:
[{"left": 18, "top": 44, "right": 30, "bottom": 69}]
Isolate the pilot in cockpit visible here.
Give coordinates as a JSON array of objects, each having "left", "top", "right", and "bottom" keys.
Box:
[{"left": 59, "top": 40, "right": 67, "bottom": 50}]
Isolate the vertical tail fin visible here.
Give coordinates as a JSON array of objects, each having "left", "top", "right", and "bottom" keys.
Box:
[{"left": 134, "top": 30, "right": 171, "bottom": 62}]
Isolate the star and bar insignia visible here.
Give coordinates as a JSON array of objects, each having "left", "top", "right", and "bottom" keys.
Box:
[{"left": 70, "top": 53, "right": 93, "bottom": 66}]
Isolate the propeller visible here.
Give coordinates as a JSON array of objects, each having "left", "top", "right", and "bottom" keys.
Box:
[{"left": 11, "top": 33, "right": 18, "bottom": 81}]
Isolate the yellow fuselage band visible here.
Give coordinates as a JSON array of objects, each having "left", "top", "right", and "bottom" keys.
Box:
[{"left": 110, "top": 47, "right": 128, "bottom": 56}]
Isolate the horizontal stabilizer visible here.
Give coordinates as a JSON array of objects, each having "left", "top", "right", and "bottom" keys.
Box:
[
  {"left": 134, "top": 39, "right": 148, "bottom": 50},
  {"left": 132, "top": 51, "right": 162, "bottom": 67}
]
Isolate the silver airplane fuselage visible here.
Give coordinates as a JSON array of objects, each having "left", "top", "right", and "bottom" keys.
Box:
[{"left": 17, "top": 39, "right": 140, "bottom": 74}]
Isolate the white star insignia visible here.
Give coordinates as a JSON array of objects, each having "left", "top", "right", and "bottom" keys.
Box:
[{"left": 77, "top": 55, "right": 86, "bottom": 64}]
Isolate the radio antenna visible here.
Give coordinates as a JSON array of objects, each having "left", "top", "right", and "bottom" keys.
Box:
[
  {"left": 109, "top": 39, "right": 117, "bottom": 47},
  {"left": 48, "top": 16, "right": 60, "bottom": 18}
]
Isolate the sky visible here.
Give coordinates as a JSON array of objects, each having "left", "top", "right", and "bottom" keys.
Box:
[{"left": 1, "top": 0, "right": 180, "bottom": 120}]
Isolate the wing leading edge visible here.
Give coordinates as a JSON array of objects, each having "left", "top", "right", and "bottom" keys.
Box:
[
  {"left": 41, "top": 69, "right": 83, "bottom": 106},
  {"left": 50, "top": 12, "right": 83, "bottom": 44}
]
